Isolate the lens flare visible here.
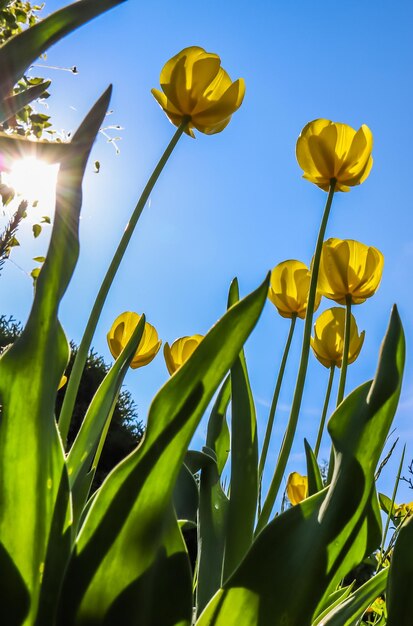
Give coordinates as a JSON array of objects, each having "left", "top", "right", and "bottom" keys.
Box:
[{"left": 4, "top": 157, "right": 59, "bottom": 207}]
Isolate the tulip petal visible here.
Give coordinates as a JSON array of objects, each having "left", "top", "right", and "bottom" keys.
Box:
[
  {"left": 339, "top": 125, "right": 373, "bottom": 177},
  {"left": 160, "top": 46, "right": 206, "bottom": 86},
  {"left": 330, "top": 122, "right": 356, "bottom": 163},
  {"left": 191, "top": 78, "right": 245, "bottom": 127},
  {"left": 191, "top": 67, "right": 233, "bottom": 114},
  {"left": 161, "top": 52, "right": 221, "bottom": 114},
  {"left": 194, "top": 117, "right": 232, "bottom": 135}
]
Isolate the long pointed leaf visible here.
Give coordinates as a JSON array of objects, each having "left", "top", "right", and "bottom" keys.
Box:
[
  {"left": 223, "top": 278, "right": 258, "bottom": 580},
  {"left": 196, "top": 447, "right": 229, "bottom": 615},
  {"left": 0, "top": 88, "right": 111, "bottom": 625},
  {"left": 0, "top": 80, "right": 51, "bottom": 123},
  {"left": 67, "top": 315, "right": 146, "bottom": 527},
  {"left": 196, "top": 306, "right": 404, "bottom": 626},
  {"left": 206, "top": 376, "right": 231, "bottom": 476},
  {"left": 387, "top": 515, "right": 413, "bottom": 625},
  {"left": 0, "top": 0, "right": 125, "bottom": 100},
  {"left": 57, "top": 275, "right": 269, "bottom": 625},
  {"left": 305, "top": 438, "right": 323, "bottom": 496},
  {"left": 317, "top": 568, "right": 388, "bottom": 626}
]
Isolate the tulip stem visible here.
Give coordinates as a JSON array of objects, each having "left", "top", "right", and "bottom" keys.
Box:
[
  {"left": 258, "top": 314, "right": 296, "bottom": 514},
  {"left": 314, "top": 365, "right": 335, "bottom": 460},
  {"left": 336, "top": 295, "right": 352, "bottom": 406},
  {"left": 58, "top": 119, "right": 189, "bottom": 445},
  {"left": 92, "top": 392, "right": 119, "bottom": 474},
  {"left": 256, "top": 179, "right": 336, "bottom": 534}
]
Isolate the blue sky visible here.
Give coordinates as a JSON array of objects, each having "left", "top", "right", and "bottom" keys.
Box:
[{"left": 2, "top": 0, "right": 413, "bottom": 504}]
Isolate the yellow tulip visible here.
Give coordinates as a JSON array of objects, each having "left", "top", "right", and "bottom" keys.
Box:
[
  {"left": 58, "top": 375, "right": 67, "bottom": 390},
  {"left": 286, "top": 472, "right": 308, "bottom": 505},
  {"left": 151, "top": 46, "right": 245, "bottom": 137},
  {"left": 164, "top": 334, "right": 204, "bottom": 375},
  {"left": 296, "top": 119, "right": 373, "bottom": 192},
  {"left": 311, "top": 307, "right": 365, "bottom": 369},
  {"left": 394, "top": 502, "right": 413, "bottom": 519},
  {"left": 107, "top": 311, "right": 161, "bottom": 369},
  {"left": 268, "top": 260, "right": 321, "bottom": 319},
  {"left": 318, "top": 238, "right": 384, "bottom": 305}
]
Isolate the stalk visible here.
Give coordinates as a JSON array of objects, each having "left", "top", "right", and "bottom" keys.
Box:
[
  {"left": 258, "top": 314, "right": 296, "bottom": 513},
  {"left": 314, "top": 365, "right": 335, "bottom": 459},
  {"left": 336, "top": 294, "right": 352, "bottom": 406},
  {"left": 58, "top": 119, "right": 189, "bottom": 444},
  {"left": 256, "top": 179, "right": 336, "bottom": 533}
]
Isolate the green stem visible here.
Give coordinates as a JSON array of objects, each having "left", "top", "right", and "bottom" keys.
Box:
[
  {"left": 58, "top": 119, "right": 189, "bottom": 445},
  {"left": 336, "top": 295, "right": 352, "bottom": 406},
  {"left": 376, "top": 445, "right": 405, "bottom": 573},
  {"left": 314, "top": 365, "right": 335, "bottom": 460},
  {"left": 326, "top": 297, "right": 355, "bottom": 483},
  {"left": 256, "top": 179, "right": 336, "bottom": 534},
  {"left": 258, "top": 314, "right": 297, "bottom": 513},
  {"left": 92, "top": 392, "right": 120, "bottom": 473}
]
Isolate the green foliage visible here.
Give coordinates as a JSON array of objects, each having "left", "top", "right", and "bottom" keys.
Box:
[
  {"left": 0, "top": 314, "right": 143, "bottom": 489},
  {"left": 0, "top": 1, "right": 51, "bottom": 137},
  {"left": 0, "top": 0, "right": 411, "bottom": 624}
]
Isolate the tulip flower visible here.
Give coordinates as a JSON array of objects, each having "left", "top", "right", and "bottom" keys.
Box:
[
  {"left": 311, "top": 307, "right": 365, "bottom": 369},
  {"left": 164, "top": 334, "right": 204, "bottom": 375},
  {"left": 394, "top": 502, "right": 413, "bottom": 519},
  {"left": 296, "top": 119, "right": 373, "bottom": 191},
  {"left": 107, "top": 311, "right": 161, "bottom": 369},
  {"left": 58, "top": 375, "right": 67, "bottom": 390},
  {"left": 286, "top": 472, "right": 308, "bottom": 505},
  {"left": 152, "top": 46, "right": 245, "bottom": 137},
  {"left": 268, "top": 260, "right": 321, "bottom": 319},
  {"left": 318, "top": 238, "right": 384, "bottom": 305}
]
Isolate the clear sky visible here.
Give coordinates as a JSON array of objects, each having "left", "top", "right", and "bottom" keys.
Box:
[{"left": 2, "top": 0, "right": 413, "bottom": 504}]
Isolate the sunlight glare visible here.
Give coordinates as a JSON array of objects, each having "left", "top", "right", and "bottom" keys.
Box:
[{"left": 5, "top": 157, "right": 59, "bottom": 209}]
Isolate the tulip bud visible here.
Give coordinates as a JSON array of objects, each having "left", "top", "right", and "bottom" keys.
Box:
[
  {"left": 296, "top": 119, "right": 373, "bottom": 192},
  {"left": 311, "top": 307, "right": 365, "bottom": 368},
  {"left": 164, "top": 334, "right": 204, "bottom": 375},
  {"left": 107, "top": 311, "right": 161, "bottom": 369},
  {"left": 152, "top": 46, "right": 245, "bottom": 137},
  {"left": 318, "top": 238, "right": 384, "bottom": 305},
  {"left": 286, "top": 472, "right": 308, "bottom": 506},
  {"left": 268, "top": 260, "right": 321, "bottom": 319}
]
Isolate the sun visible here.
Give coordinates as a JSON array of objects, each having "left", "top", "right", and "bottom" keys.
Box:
[{"left": 4, "top": 157, "right": 59, "bottom": 208}]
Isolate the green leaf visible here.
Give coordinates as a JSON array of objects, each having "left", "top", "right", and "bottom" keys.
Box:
[
  {"left": 196, "top": 376, "right": 231, "bottom": 613},
  {"left": 185, "top": 449, "right": 211, "bottom": 474},
  {"left": 0, "top": 0, "right": 125, "bottom": 100},
  {"left": 304, "top": 438, "right": 323, "bottom": 496},
  {"left": 318, "top": 568, "right": 388, "bottom": 626},
  {"left": 57, "top": 275, "right": 269, "bottom": 625},
  {"left": 7, "top": 235, "right": 19, "bottom": 247},
  {"left": 30, "top": 266, "right": 41, "bottom": 282},
  {"left": 33, "top": 256, "right": 46, "bottom": 263},
  {"left": 378, "top": 492, "right": 394, "bottom": 518},
  {"left": 387, "top": 516, "right": 413, "bottom": 625},
  {"left": 0, "top": 88, "right": 111, "bottom": 624},
  {"left": 222, "top": 278, "right": 258, "bottom": 581},
  {"left": 0, "top": 80, "right": 51, "bottom": 124},
  {"left": 41, "top": 215, "right": 51, "bottom": 224},
  {"left": 32, "top": 223, "right": 42, "bottom": 238},
  {"left": 312, "top": 584, "right": 354, "bottom": 624},
  {"left": 206, "top": 375, "right": 231, "bottom": 476},
  {"left": 66, "top": 314, "right": 146, "bottom": 529},
  {"left": 196, "top": 306, "right": 404, "bottom": 626},
  {"left": 173, "top": 463, "right": 199, "bottom": 526},
  {"left": 196, "top": 446, "right": 229, "bottom": 616}
]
